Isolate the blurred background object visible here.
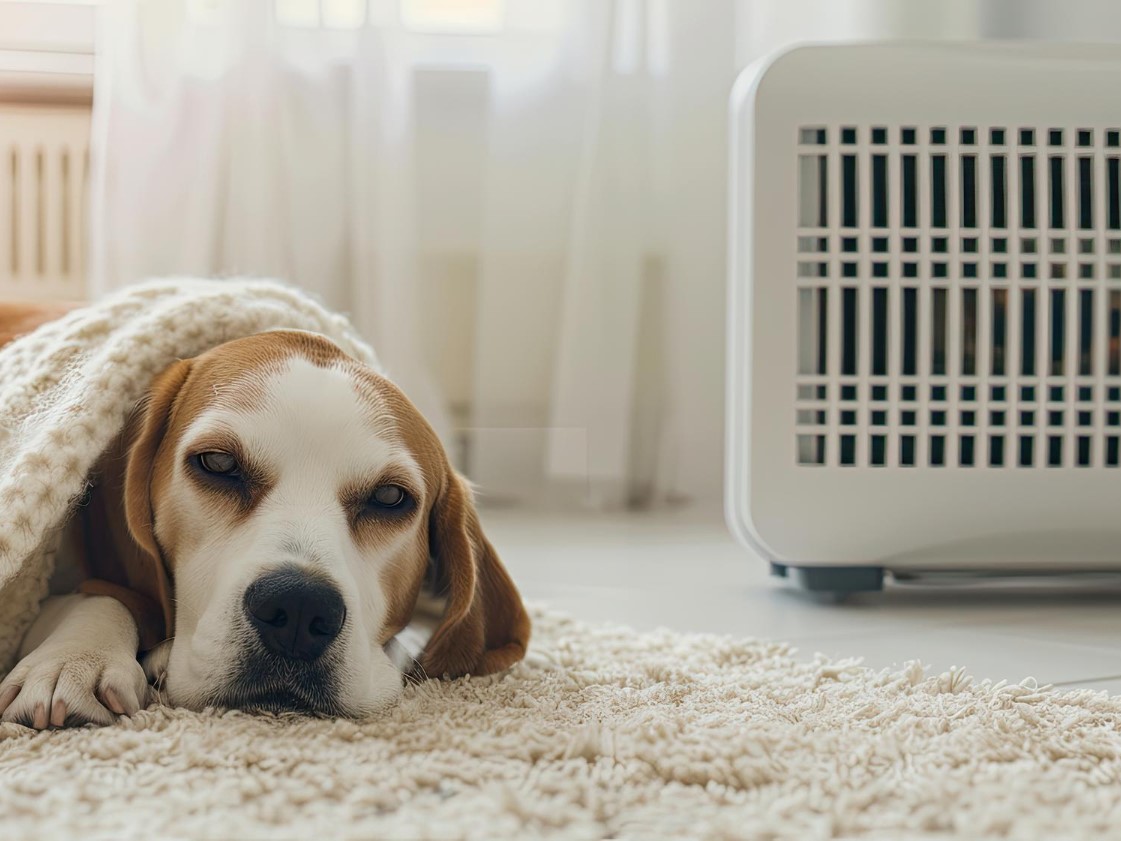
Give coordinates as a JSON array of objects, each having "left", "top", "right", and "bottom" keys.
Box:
[{"left": 4, "top": 0, "right": 1121, "bottom": 514}]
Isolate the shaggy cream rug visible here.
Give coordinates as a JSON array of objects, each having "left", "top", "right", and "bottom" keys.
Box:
[{"left": 1, "top": 608, "right": 1119, "bottom": 841}]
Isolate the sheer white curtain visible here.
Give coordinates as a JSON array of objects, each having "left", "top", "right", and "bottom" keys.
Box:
[{"left": 91, "top": 0, "right": 1006, "bottom": 510}]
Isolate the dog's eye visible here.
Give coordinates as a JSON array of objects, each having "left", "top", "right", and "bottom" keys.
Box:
[
  {"left": 197, "top": 451, "right": 240, "bottom": 476},
  {"left": 369, "top": 484, "right": 408, "bottom": 509}
]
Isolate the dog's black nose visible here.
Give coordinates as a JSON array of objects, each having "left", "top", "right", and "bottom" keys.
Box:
[{"left": 244, "top": 568, "right": 346, "bottom": 662}]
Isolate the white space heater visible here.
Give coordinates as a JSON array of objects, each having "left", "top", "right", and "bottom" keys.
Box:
[{"left": 726, "top": 43, "right": 1121, "bottom": 594}]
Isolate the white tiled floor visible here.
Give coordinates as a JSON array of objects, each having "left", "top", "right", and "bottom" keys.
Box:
[{"left": 482, "top": 506, "right": 1121, "bottom": 693}]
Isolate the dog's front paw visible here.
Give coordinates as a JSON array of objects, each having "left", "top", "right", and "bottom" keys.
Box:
[{"left": 0, "top": 645, "right": 150, "bottom": 729}]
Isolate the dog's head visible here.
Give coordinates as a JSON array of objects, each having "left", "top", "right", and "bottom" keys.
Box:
[{"left": 116, "top": 330, "right": 528, "bottom": 716}]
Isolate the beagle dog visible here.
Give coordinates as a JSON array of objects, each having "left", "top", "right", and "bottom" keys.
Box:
[{"left": 0, "top": 301, "right": 529, "bottom": 728}]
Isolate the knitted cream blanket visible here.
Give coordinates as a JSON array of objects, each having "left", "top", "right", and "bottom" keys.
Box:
[{"left": 0, "top": 279, "right": 377, "bottom": 675}]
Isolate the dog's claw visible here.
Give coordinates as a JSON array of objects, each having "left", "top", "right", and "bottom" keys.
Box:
[
  {"left": 101, "top": 687, "right": 125, "bottom": 716},
  {"left": 0, "top": 684, "right": 19, "bottom": 716}
]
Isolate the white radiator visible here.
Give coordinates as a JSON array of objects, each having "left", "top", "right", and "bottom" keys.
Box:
[
  {"left": 0, "top": 104, "right": 90, "bottom": 301},
  {"left": 727, "top": 43, "right": 1121, "bottom": 594}
]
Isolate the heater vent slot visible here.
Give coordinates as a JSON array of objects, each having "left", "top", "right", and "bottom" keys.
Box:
[{"left": 795, "top": 124, "right": 1121, "bottom": 468}]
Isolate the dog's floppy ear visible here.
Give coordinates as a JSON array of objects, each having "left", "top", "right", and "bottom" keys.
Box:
[
  {"left": 419, "top": 471, "right": 530, "bottom": 678},
  {"left": 82, "top": 359, "right": 192, "bottom": 650},
  {"left": 122, "top": 359, "right": 193, "bottom": 647}
]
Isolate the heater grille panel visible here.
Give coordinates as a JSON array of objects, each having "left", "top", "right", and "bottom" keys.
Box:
[
  {"left": 728, "top": 44, "right": 1121, "bottom": 571},
  {"left": 794, "top": 124, "right": 1121, "bottom": 469}
]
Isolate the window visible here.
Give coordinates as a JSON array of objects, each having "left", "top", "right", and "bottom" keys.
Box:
[
  {"left": 274, "top": 0, "right": 367, "bottom": 28},
  {"left": 270, "top": 0, "right": 511, "bottom": 31},
  {"left": 401, "top": 0, "right": 503, "bottom": 32}
]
